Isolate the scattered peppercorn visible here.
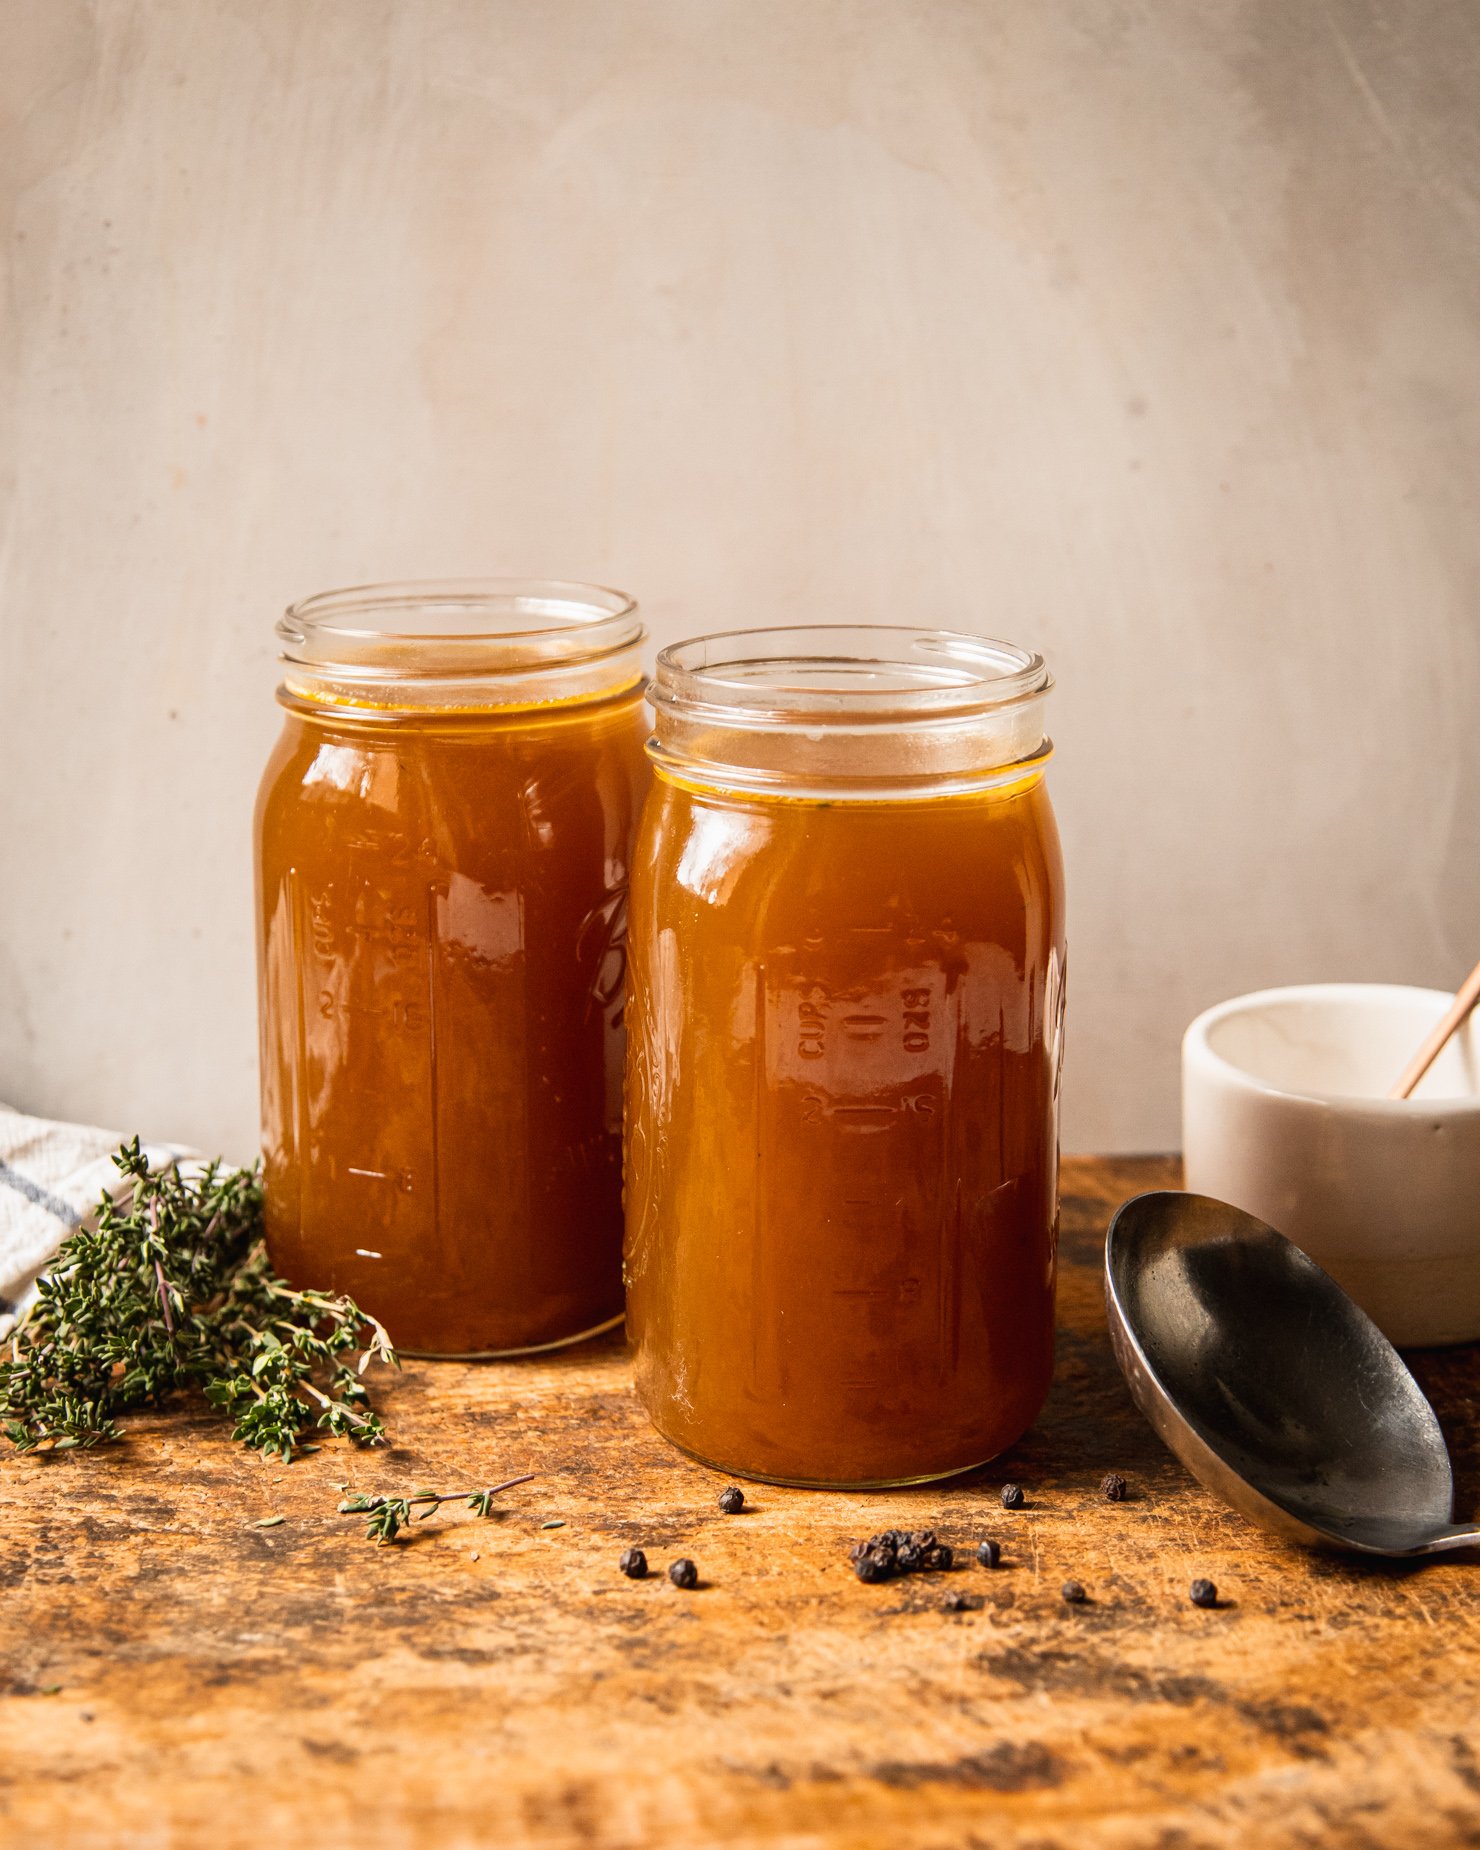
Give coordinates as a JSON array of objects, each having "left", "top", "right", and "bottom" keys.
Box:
[
  {"left": 846, "top": 1529, "right": 954, "bottom": 1584},
  {"left": 1000, "top": 1483, "right": 1025, "bottom": 1510},
  {"left": 942, "top": 1591, "right": 978, "bottom": 1613},
  {"left": 977, "top": 1539, "right": 1001, "bottom": 1569},
  {"left": 1189, "top": 1577, "right": 1218, "bottom": 1608},
  {"left": 717, "top": 1486, "right": 746, "bottom": 1515},
  {"left": 1101, "top": 1472, "right": 1127, "bottom": 1502},
  {"left": 1062, "top": 1579, "right": 1087, "bottom": 1604},
  {"left": 668, "top": 1557, "right": 699, "bottom": 1590},
  {"left": 618, "top": 1547, "right": 648, "bottom": 1580}
]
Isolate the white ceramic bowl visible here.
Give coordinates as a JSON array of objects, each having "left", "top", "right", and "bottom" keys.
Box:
[{"left": 1182, "top": 984, "right": 1480, "bottom": 1347}]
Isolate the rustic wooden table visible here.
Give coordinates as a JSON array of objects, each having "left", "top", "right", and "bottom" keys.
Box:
[{"left": 3, "top": 1155, "right": 1479, "bottom": 1848}]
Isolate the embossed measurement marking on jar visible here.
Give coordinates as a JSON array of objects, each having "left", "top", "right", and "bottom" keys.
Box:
[
  {"left": 287, "top": 863, "right": 532, "bottom": 1275},
  {"left": 752, "top": 946, "right": 963, "bottom": 1396},
  {"left": 346, "top": 1166, "right": 416, "bottom": 1193},
  {"left": 287, "top": 868, "right": 441, "bottom": 1254}
]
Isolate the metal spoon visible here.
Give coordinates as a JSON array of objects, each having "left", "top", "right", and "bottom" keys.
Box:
[{"left": 1104, "top": 1191, "right": 1480, "bottom": 1557}]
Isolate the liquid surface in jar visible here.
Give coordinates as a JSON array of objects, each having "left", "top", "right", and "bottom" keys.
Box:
[
  {"left": 623, "top": 772, "right": 1066, "bottom": 1486},
  {"left": 256, "top": 687, "right": 649, "bottom": 1356}
]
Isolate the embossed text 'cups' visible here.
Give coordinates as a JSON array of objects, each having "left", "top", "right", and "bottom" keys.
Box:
[
  {"left": 256, "top": 581, "right": 649, "bottom": 1356},
  {"left": 623, "top": 627, "right": 1066, "bottom": 1486}
]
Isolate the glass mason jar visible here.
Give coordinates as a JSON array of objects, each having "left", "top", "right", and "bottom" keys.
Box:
[
  {"left": 623, "top": 627, "right": 1066, "bottom": 1487},
  {"left": 255, "top": 580, "right": 648, "bottom": 1357}
]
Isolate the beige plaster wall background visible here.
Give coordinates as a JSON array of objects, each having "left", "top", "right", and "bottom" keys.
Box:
[{"left": 1, "top": 0, "right": 1477, "bottom": 1158}]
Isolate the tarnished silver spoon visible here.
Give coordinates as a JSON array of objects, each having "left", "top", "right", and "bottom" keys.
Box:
[{"left": 1105, "top": 1191, "right": 1480, "bottom": 1557}]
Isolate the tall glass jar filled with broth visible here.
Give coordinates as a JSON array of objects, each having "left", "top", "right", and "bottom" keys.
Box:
[
  {"left": 256, "top": 581, "right": 647, "bottom": 1356},
  {"left": 624, "top": 627, "right": 1065, "bottom": 1486}
]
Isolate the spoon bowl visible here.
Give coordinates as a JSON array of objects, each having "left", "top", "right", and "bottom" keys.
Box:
[{"left": 1105, "top": 1192, "right": 1480, "bottom": 1556}]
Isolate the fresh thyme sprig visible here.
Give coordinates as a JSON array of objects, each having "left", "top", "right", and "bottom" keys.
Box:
[
  {"left": 339, "top": 1473, "right": 537, "bottom": 1544},
  {"left": 0, "top": 1139, "right": 397, "bottom": 1461}
]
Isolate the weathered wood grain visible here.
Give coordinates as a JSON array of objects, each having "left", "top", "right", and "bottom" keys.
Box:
[{"left": 2, "top": 1156, "right": 1478, "bottom": 1849}]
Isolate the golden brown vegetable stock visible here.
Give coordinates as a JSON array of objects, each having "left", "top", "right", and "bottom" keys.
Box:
[
  {"left": 255, "top": 583, "right": 648, "bottom": 1357},
  {"left": 624, "top": 628, "right": 1065, "bottom": 1487}
]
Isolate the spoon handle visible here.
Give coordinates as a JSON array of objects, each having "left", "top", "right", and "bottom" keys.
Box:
[
  {"left": 1414, "top": 1524, "right": 1480, "bottom": 1555},
  {"left": 1389, "top": 957, "right": 1480, "bottom": 1099}
]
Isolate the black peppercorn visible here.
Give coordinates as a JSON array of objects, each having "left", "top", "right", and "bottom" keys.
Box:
[
  {"left": 848, "top": 1529, "right": 958, "bottom": 1581},
  {"left": 942, "top": 1591, "right": 972, "bottom": 1612},
  {"left": 1189, "top": 1577, "right": 1218, "bottom": 1608},
  {"left": 977, "top": 1539, "right": 1001, "bottom": 1569},
  {"left": 1101, "top": 1472, "right": 1127, "bottom": 1502},
  {"left": 1000, "top": 1483, "right": 1025, "bottom": 1510},
  {"left": 717, "top": 1486, "right": 746, "bottom": 1515},
  {"left": 1061, "top": 1579, "right": 1087, "bottom": 1604},
  {"left": 668, "top": 1557, "right": 699, "bottom": 1589},
  {"left": 618, "top": 1547, "right": 648, "bottom": 1580}
]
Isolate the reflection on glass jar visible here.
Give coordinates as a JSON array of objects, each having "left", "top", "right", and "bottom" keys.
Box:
[
  {"left": 255, "top": 580, "right": 648, "bottom": 1356},
  {"left": 624, "top": 627, "right": 1065, "bottom": 1487}
]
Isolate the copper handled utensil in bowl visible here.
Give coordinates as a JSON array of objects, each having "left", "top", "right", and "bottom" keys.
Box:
[
  {"left": 1105, "top": 1192, "right": 1480, "bottom": 1557},
  {"left": 1389, "top": 955, "right": 1480, "bottom": 1099}
]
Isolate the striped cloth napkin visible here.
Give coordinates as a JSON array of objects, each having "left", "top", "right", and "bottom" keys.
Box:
[{"left": 0, "top": 1103, "right": 192, "bottom": 1338}]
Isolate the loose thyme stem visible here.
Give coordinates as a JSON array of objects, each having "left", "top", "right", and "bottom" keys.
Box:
[{"left": 339, "top": 1474, "right": 537, "bottom": 1543}]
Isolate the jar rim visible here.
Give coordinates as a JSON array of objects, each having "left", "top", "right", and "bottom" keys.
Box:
[
  {"left": 651, "top": 625, "right": 1050, "bottom": 725},
  {"left": 279, "top": 577, "right": 642, "bottom": 674},
  {"left": 276, "top": 578, "right": 644, "bottom": 708},
  {"left": 648, "top": 625, "right": 1053, "bottom": 800}
]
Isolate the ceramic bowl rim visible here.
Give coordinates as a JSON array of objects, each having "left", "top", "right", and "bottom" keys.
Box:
[{"left": 1182, "top": 982, "right": 1480, "bottom": 1123}]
